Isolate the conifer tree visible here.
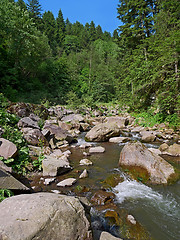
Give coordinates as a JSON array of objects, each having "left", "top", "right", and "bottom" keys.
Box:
[
  {"left": 16, "top": 0, "right": 27, "bottom": 11},
  {"left": 27, "top": 0, "right": 42, "bottom": 18},
  {"left": 56, "top": 9, "right": 66, "bottom": 47},
  {"left": 96, "top": 25, "right": 103, "bottom": 39}
]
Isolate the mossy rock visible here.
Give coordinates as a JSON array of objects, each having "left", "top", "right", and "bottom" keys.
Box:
[{"left": 102, "top": 174, "right": 124, "bottom": 188}]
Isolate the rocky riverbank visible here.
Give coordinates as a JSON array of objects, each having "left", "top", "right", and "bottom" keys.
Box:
[{"left": 0, "top": 101, "right": 179, "bottom": 240}]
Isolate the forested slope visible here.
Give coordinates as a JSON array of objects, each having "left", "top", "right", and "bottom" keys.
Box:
[{"left": 0, "top": 0, "right": 179, "bottom": 124}]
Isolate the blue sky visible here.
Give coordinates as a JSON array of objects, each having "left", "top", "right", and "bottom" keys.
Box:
[{"left": 26, "top": 0, "right": 120, "bottom": 33}]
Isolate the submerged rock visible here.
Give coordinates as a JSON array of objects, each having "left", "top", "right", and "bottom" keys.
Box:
[
  {"left": 0, "top": 192, "right": 92, "bottom": 240},
  {"left": 89, "top": 146, "right": 105, "bottom": 153},
  {"left": 119, "top": 142, "right": 176, "bottom": 184},
  {"left": 80, "top": 159, "right": 93, "bottom": 166}
]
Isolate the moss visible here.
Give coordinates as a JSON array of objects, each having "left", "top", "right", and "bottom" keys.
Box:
[
  {"left": 167, "top": 168, "right": 180, "bottom": 185},
  {"left": 121, "top": 165, "right": 150, "bottom": 184},
  {"left": 102, "top": 174, "right": 124, "bottom": 188}
]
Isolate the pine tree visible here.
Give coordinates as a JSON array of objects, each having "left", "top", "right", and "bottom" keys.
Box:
[
  {"left": 56, "top": 9, "right": 66, "bottom": 47},
  {"left": 16, "top": 0, "right": 27, "bottom": 11},
  {"left": 42, "top": 11, "right": 57, "bottom": 54},
  {"left": 96, "top": 25, "right": 103, "bottom": 40},
  {"left": 27, "top": 0, "right": 42, "bottom": 18},
  {"left": 89, "top": 21, "right": 96, "bottom": 42}
]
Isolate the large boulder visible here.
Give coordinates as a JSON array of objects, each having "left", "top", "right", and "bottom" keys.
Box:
[
  {"left": 42, "top": 155, "right": 72, "bottom": 177},
  {"left": 119, "top": 142, "right": 175, "bottom": 184},
  {"left": 160, "top": 143, "right": 180, "bottom": 157},
  {"left": 21, "top": 128, "right": 48, "bottom": 146},
  {"left": 18, "top": 117, "right": 40, "bottom": 129},
  {"left": 105, "top": 116, "right": 129, "bottom": 128},
  {"left": 61, "top": 114, "right": 84, "bottom": 123},
  {"left": 0, "top": 192, "right": 92, "bottom": 240},
  {"left": 44, "top": 124, "right": 75, "bottom": 144},
  {"left": 85, "top": 123, "right": 122, "bottom": 142},
  {"left": 0, "top": 138, "right": 18, "bottom": 159},
  {"left": 140, "top": 130, "right": 156, "bottom": 143}
]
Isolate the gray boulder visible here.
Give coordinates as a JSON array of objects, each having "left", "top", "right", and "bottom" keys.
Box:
[
  {"left": 18, "top": 117, "right": 40, "bottom": 129},
  {"left": 42, "top": 155, "right": 72, "bottom": 177},
  {"left": 85, "top": 123, "right": 122, "bottom": 142},
  {"left": 0, "top": 192, "right": 92, "bottom": 240},
  {"left": 140, "top": 130, "right": 156, "bottom": 143},
  {"left": 119, "top": 142, "right": 175, "bottom": 184},
  {"left": 44, "top": 124, "right": 75, "bottom": 144},
  {"left": 0, "top": 138, "right": 18, "bottom": 160},
  {"left": 21, "top": 128, "right": 48, "bottom": 146},
  {"left": 57, "top": 178, "right": 77, "bottom": 187},
  {"left": 105, "top": 116, "right": 129, "bottom": 128}
]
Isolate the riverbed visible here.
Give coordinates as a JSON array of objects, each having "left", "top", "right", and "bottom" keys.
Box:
[{"left": 29, "top": 133, "right": 180, "bottom": 240}]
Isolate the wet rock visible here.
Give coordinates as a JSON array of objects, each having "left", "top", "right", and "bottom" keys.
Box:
[
  {"left": 0, "top": 138, "right": 18, "bottom": 159},
  {"left": 51, "top": 190, "right": 60, "bottom": 194},
  {"left": 0, "top": 192, "right": 92, "bottom": 240},
  {"left": 127, "top": 215, "right": 136, "bottom": 225},
  {"left": 79, "top": 169, "right": 88, "bottom": 179},
  {"left": 91, "top": 190, "right": 115, "bottom": 205},
  {"left": 119, "top": 142, "right": 175, "bottom": 184},
  {"left": 85, "top": 123, "right": 122, "bottom": 142},
  {"left": 80, "top": 159, "right": 93, "bottom": 166},
  {"left": 79, "top": 143, "right": 92, "bottom": 149},
  {"left": 89, "top": 146, "right": 105, "bottom": 153},
  {"left": 21, "top": 128, "right": 48, "bottom": 146},
  {"left": 109, "top": 137, "right": 130, "bottom": 143},
  {"left": 140, "top": 130, "right": 156, "bottom": 143},
  {"left": 57, "top": 178, "right": 77, "bottom": 187},
  {"left": 18, "top": 117, "right": 40, "bottom": 129},
  {"left": 100, "top": 231, "right": 122, "bottom": 240},
  {"left": 42, "top": 155, "right": 71, "bottom": 177}
]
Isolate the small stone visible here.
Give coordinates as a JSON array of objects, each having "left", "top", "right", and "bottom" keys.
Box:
[
  {"left": 80, "top": 159, "right": 93, "bottom": 166},
  {"left": 127, "top": 215, "right": 136, "bottom": 225},
  {"left": 79, "top": 169, "right": 88, "bottom": 179},
  {"left": 79, "top": 143, "right": 92, "bottom": 149},
  {"left": 44, "top": 178, "right": 55, "bottom": 185},
  {"left": 159, "top": 143, "right": 169, "bottom": 152},
  {"left": 51, "top": 190, "right": 60, "bottom": 194},
  {"left": 89, "top": 146, "right": 105, "bottom": 153},
  {"left": 57, "top": 178, "right": 77, "bottom": 187},
  {"left": 0, "top": 138, "right": 18, "bottom": 160}
]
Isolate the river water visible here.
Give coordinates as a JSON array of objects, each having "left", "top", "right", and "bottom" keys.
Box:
[{"left": 30, "top": 133, "right": 180, "bottom": 240}]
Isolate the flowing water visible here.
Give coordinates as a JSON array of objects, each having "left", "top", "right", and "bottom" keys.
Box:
[{"left": 30, "top": 133, "right": 180, "bottom": 240}]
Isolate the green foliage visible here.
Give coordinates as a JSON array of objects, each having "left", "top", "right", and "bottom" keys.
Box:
[
  {"left": 33, "top": 153, "right": 44, "bottom": 171},
  {"left": 0, "top": 189, "right": 14, "bottom": 202}
]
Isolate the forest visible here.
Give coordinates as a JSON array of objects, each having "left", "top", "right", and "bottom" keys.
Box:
[{"left": 0, "top": 0, "right": 179, "bottom": 124}]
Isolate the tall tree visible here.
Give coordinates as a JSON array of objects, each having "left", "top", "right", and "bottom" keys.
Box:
[
  {"left": 42, "top": 11, "right": 57, "bottom": 54},
  {"left": 56, "top": 9, "right": 66, "bottom": 47},
  {"left": 16, "top": 0, "right": 27, "bottom": 11},
  {"left": 27, "top": 0, "right": 42, "bottom": 29}
]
